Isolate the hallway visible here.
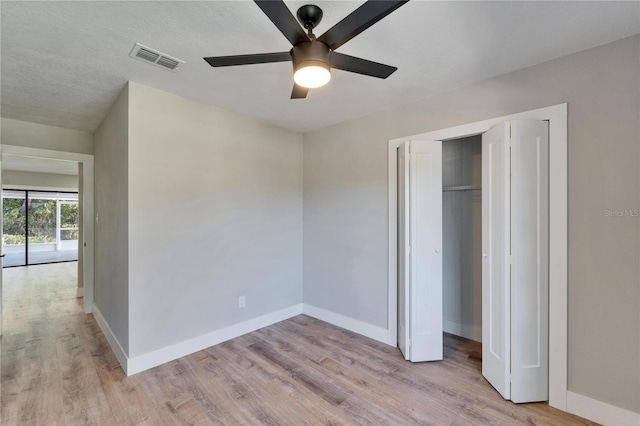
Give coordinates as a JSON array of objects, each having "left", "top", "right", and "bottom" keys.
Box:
[{"left": 0, "top": 262, "right": 121, "bottom": 423}]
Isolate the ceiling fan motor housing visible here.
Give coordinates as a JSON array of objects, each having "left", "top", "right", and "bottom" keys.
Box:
[{"left": 291, "top": 40, "right": 331, "bottom": 71}]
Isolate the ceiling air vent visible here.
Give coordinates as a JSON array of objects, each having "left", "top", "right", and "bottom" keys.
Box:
[{"left": 129, "top": 43, "right": 184, "bottom": 72}]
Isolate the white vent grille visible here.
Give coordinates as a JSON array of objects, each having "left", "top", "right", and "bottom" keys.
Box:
[
  {"left": 136, "top": 47, "right": 160, "bottom": 63},
  {"left": 156, "top": 56, "right": 180, "bottom": 70},
  {"left": 129, "top": 43, "right": 184, "bottom": 72}
]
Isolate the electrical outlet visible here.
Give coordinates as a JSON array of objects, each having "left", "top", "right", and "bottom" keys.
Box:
[{"left": 238, "top": 296, "right": 246, "bottom": 308}]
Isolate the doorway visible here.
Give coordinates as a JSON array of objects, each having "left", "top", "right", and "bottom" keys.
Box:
[
  {"left": 0, "top": 144, "right": 95, "bottom": 332},
  {"left": 387, "top": 104, "right": 568, "bottom": 411}
]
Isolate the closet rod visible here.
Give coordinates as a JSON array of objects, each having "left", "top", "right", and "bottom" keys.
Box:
[{"left": 442, "top": 185, "right": 482, "bottom": 192}]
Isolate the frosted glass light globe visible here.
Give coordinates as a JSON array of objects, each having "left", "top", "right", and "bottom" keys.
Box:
[{"left": 294, "top": 65, "right": 331, "bottom": 88}]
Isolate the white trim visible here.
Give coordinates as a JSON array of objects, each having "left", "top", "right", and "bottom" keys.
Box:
[
  {"left": 76, "top": 287, "right": 84, "bottom": 298},
  {"left": 387, "top": 104, "right": 568, "bottom": 409},
  {"left": 566, "top": 391, "right": 640, "bottom": 426},
  {"left": 98, "top": 302, "right": 391, "bottom": 376},
  {"left": 443, "top": 320, "right": 482, "bottom": 343},
  {"left": 127, "top": 304, "right": 304, "bottom": 376},
  {"left": 303, "top": 304, "right": 391, "bottom": 344},
  {"left": 81, "top": 161, "right": 94, "bottom": 315},
  {"left": 93, "top": 304, "right": 129, "bottom": 374},
  {"left": 1, "top": 144, "right": 95, "bottom": 315}
]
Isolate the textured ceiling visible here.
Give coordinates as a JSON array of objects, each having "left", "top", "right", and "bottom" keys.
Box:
[{"left": 1, "top": 1, "right": 639, "bottom": 133}]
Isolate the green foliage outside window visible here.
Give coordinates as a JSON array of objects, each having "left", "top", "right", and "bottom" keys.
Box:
[
  {"left": 2, "top": 197, "right": 79, "bottom": 245},
  {"left": 3, "top": 198, "right": 26, "bottom": 244},
  {"left": 28, "top": 199, "right": 57, "bottom": 243},
  {"left": 61, "top": 203, "right": 79, "bottom": 229}
]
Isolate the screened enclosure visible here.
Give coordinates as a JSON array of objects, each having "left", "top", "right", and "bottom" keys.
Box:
[{"left": 2, "top": 190, "right": 79, "bottom": 267}]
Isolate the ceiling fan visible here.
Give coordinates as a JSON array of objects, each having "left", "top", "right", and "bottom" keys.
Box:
[{"left": 203, "top": 0, "right": 409, "bottom": 99}]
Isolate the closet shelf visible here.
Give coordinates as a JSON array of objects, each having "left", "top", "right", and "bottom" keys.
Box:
[{"left": 443, "top": 185, "right": 482, "bottom": 192}]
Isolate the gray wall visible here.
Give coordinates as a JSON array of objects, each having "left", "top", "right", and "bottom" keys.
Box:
[
  {"left": 1, "top": 117, "right": 93, "bottom": 154},
  {"left": 2, "top": 170, "right": 78, "bottom": 191},
  {"left": 127, "top": 83, "right": 303, "bottom": 357},
  {"left": 303, "top": 127, "right": 388, "bottom": 326},
  {"left": 303, "top": 35, "right": 639, "bottom": 412},
  {"left": 94, "top": 83, "right": 130, "bottom": 354}
]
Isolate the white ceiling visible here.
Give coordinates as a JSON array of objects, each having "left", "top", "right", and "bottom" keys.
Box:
[
  {"left": 1, "top": 1, "right": 639, "bottom": 134},
  {"left": 2, "top": 154, "right": 79, "bottom": 176}
]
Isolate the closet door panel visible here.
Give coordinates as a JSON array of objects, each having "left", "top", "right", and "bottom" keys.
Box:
[
  {"left": 482, "top": 123, "right": 511, "bottom": 399},
  {"left": 510, "top": 120, "right": 549, "bottom": 403},
  {"left": 410, "top": 140, "right": 443, "bottom": 362},
  {"left": 397, "top": 142, "right": 410, "bottom": 360}
]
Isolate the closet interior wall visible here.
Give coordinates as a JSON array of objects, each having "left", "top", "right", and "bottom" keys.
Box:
[{"left": 442, "top": 135, "right": 482, "bottom": 342}]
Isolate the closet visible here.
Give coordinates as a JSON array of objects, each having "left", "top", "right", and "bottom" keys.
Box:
[
  {"left": 442, "top": 136, "right": 482, "bottom": 343},
  {"left": 398, "top": 120, "right": 549, "bottom": 404}
]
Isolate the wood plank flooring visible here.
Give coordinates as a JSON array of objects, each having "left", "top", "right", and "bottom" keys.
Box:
[{"left": 1, "top": 263, "right": 597, "bottom": 425}]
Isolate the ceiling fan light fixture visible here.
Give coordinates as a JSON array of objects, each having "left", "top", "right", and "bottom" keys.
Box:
[
  {"left": 291, "top": 40, "right": 332, "bottom": 89},
  {"left": 294, "top": 62, "right": 331, "bottom": 88},
  {"left": 204, "top": 1, "right": 408, "bottom": 99}
]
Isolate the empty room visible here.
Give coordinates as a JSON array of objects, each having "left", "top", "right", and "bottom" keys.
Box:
[{"left": 1, "top": 1, "right": 638, "bottom": 425}]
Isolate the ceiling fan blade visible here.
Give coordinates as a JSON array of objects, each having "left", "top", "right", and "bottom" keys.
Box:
[
  {"left": 317, "top": 0, "right": 408, "bottom": 51},
  {"left": 204, "top": 52, "right": 291, "bottom": 67},
  {"left": 330, "top": 52, "right": 397, "bottom": 79},
  {"left": 291, "top": 83, "right": 309, "bottom": 99},
  {"left": 254, "top": 0, "right": 309, "bottom": 46}
]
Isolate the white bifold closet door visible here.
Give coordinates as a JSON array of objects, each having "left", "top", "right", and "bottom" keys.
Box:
[
  {"left": 399, "top": 123, "right": 548, "bottom": 403},
  {"left": 482, "top": 120, "right": 549, "bottom": 403},
  {"left": 398, "top": 142, "right": 410, "bottom": 359},
  {"left": 398, "top": 140, "right": 443, "bottom": 362}
]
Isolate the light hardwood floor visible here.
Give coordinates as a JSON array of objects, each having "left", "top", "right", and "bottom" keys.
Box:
[{"left": 1, "top": 263, "right": 597, "bottom": 425}]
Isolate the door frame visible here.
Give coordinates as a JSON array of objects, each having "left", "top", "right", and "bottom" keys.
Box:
[
  {"left": 1, "top": 144, "right": 94, "bottom": 314},
  {"left": 387, "top": 103, "right": 568, "bottom": 410}
]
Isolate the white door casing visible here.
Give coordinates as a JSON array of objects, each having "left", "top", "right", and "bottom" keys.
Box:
[
  {"left": 482, "top": 122, "right": 512, "bottom": 399},
  {"left": 81, "top": 161, "right": 94, "bottom": 314},
  {"left": 510, "top": 120, "right": 549, "bottom": 403}
]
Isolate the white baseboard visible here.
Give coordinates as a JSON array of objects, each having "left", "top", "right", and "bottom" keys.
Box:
[
  {"left": 92, "top": 304, "right": 129, "bottom": 374},
  {"left": 302, "top": 304, "right": 391, "bottom": 345},
  {"left": 566, "top": 391, "right": 640, "bottom": 425},
  {"left": 93, "top": 300, "right": 639, "bottom": 426},
  {"left": 76, "top": 287, "right": 84, "bottom": 298},
  {"left": 443, "top": 320, "right": 482, "bottom": 342},
  {"left": 126, "top": 304, "right": 304, "bottom": 376}
]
